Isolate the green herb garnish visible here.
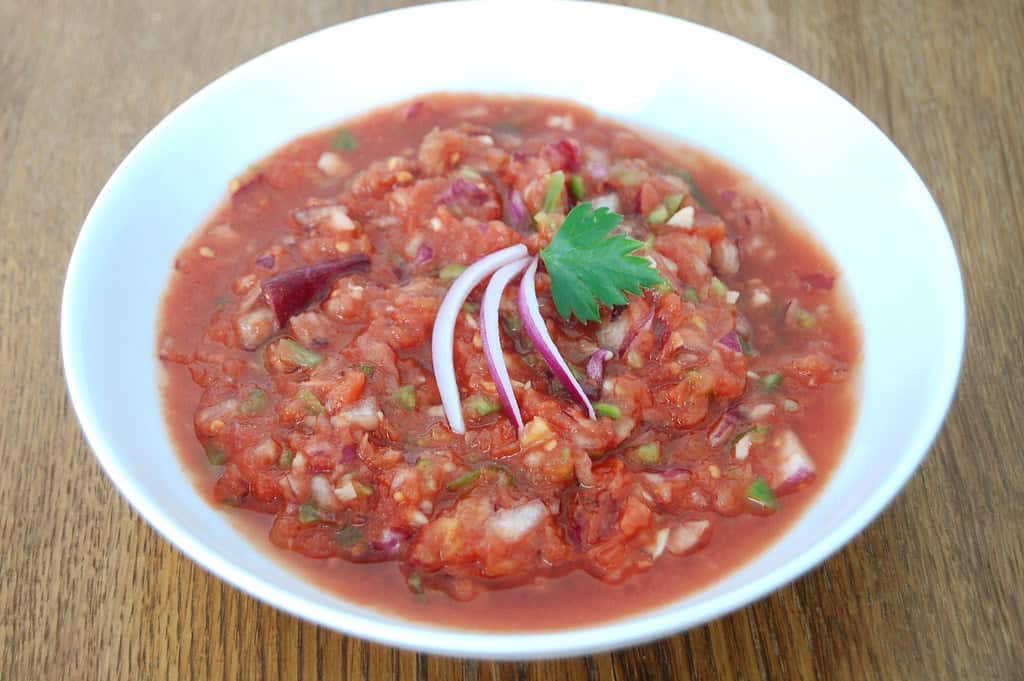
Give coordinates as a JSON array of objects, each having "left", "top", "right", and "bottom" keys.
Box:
[{"left": 539, "top": 203, "right": 664, "bottom": 323}]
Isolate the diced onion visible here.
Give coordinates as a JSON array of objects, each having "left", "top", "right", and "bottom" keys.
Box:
[
  {"left": 586, "top": 349, "right": 613, "bottom": 382},
  {"left": 518, "top": 257, "right": 595, "bottom": 419},
  {"left": 432, "top": 244, "right": 529, "bottom": 434},
  {"left": 480, "top": 257, "right": 531, "bottom": 432}
]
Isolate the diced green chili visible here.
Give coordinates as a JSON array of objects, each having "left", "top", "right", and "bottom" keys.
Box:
[
  {"left": 794, "top": 308, "right": 817, "bottom": 329},
  {"left": 335, "top": 525, "right": 363, "bottom": 548},
  {"left": 395, "top": 385, "right": 417, "bottom": 411},
  {"left": 761, "top": 372, "right": 783, "bottom": 392},
  {"left": 408, "top": 571, "right": 424, "bottom": 596},
  {"left": 739, "top": 336, "right": 757, "bottom": 357},
  {"left": 542, "top": 171, "right": 566, "bottom": 212},
  {"left": 664, "top": 192, "right": 686, "bottom": 215},
  {"left": 240, "top": 388, "right": 267, "bottom": 416},
  {"left": 278, "top": 447, "right": 294, "bottom": 469},
  {"left": 647, "top": 204, "right": 669, "bottom": 225},
  {"left": 683, "top": 286, "right": 701, "bottom": 303},
  {"left": 439, "top": 264, "right": 467, "bottom": 282},
  {"left": 298, "top": 388, "right": 325, "bottom": 415},
  {"left": 710, "top": 277, "right": 728, "bottom": 298},
  {"left": 279, "top": 339, "right": 323, "bottom": 368},
  {"left": 463, "top": 394, "right": 500, "bottom": 417},
  {"left": 299, "top": 502, "right": 320, "bottom": 525},
  {"left": 462, "top": 301, "right": 480, "bottom": 314},
  {"left": 667, "top": 168, "right": 713, "bottom": 212},
  {"left": 594, "top": 402, "right": 622, "bottom": 419},
  {"left": 355, "top": 482, "right": 374, "bottom": 497},
  {"left": 333, "top": 128, "right": 358, "bottom": 151},
  {"left": 568, "top": 174, "right": 586, "bottom": 201},
  {"left": 533, "top": 211, "right": 559, "bottom": 235},
  {"left": 633, "top": 442, "right": 661, "bottom": 465},
  {"left": 458, "top": 166, "right": 482, "bottom": 181},
  {"left": 358, "top": 362, "right": 375, "bottom": 377},
  {"left": 746, "top": 477, "right": 777, "bottom": 511},
  {"left": 653, "top": 280, "right": 674, "bottom": 294},
  {"left": 204, "top": 441, "right": 226, "bottom": 466},
  {"left": 446, "top": 470, "right": 481, "bottom": 492}
]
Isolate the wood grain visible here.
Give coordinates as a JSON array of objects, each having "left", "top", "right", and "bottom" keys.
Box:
[{"left": 2, "top": 1, "right": 1021, "bottom": 678}]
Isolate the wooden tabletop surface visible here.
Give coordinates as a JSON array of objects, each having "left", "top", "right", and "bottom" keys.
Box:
[{"left": 3, "top": 1, "right": 1021, "bottom": 679}]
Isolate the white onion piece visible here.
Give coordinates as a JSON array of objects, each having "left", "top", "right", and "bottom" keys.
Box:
[
  {"left": 432, "top": 244, "right": 529, "bottom": 434},
  {"left": 480, "top": 257, "right": 531, "bottom": 432},
  {"left": 517, "top": 257, "right": 596, "bottom": 419}
]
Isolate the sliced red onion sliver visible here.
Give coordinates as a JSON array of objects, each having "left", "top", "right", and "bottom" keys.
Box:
[
  {"left": 432, "top": 244, "right": 529, "bottom": 434},
  {"left": 481, "top": 257, "right": 531, "bottom": 432},
  {"left": 586, "top": 349, "right": 613, "bottom": 382},
  {"left": 620, "top": 308, "right": 654, "bottom": 358},
  {"left": 518, "top": 257, "right": 596, "bottom": 419},
  {"left": 716, "top": 330, "right": 742, "bottom": 353}
]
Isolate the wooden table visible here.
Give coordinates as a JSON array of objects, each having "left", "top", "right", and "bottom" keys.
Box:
[{"left": 2, "top": 1, "right": 1021, "bottom": 678}]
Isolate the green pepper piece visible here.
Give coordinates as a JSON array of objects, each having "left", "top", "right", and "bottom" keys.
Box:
[
  {"left": 761, "top": 372, "right": 783, "bottom": 392},
  {"left": 446, "top": 470, "right": 481, "bottom": 492},
  {"left": 395, "top": 385, "right": 416, "bottom": 411},
  {"left": 333, "top": 128, "right": 358, "bottom": 151},
  {"left": 746, "top": 477, "right": 777, "bottom": 511},
  {"left": 633, "top": 442, "right": 661, "bottom": 464},
  {"left": 594, "top": 402, "right": 622, "bottom": 419},
  {"left": 463, "top": 394, "right": 500, "bottom": 417},
  {"left": 299, "top": 502, "right": 320, "bottom": 525},
  {"left": 542, "top": 171, "right": 566, "bottom": 212},
  {"left": 568, "top": 174, "right": 586, "bottom": 201},
  {"left": 439, "top": 264, "right": 467, "bottom": 282},
  {"left": 278, "top": 339, "right": 323, "bottom": 368}
]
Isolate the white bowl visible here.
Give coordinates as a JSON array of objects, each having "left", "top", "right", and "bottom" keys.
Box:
[{"left": 61, "top": 0, "right": 965, "bottom": 659}]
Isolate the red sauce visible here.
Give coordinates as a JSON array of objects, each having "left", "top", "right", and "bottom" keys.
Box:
[{"left": 159, "top": 94, "right": 860, "bottom": 630}]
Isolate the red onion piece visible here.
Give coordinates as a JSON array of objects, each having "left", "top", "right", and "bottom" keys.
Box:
[
  {"left": 440, "top": 177, "right": 488, "bottom": 206},
  {"left": 432, "top": 244, "right": 529, "bottom": 434},
  {"left": 620, "top": 308, "right": 655, "bottom": 358},
  {"left": 518, "top": 257, "right": 595, "bottom": 419},
  {"left": 505, "top": 189, "right": 529, "bottom": 231},
  {"left": 480, "top": 257, "right": 531, "bottom": 432},
  {"left": 262, "top": 256, "right": 370, "bottom": 326},
  {"left": 773, "top": 429, "right": 817, "bottom": 493},
  {"left": 586, "top": 349, "right": 613, "bottom": 382},
  {"left": 716, "top": 331, "right": 743, "bottom": 354},
  {"left": 412, "top": 243, "right": 434, "bottom": 265},
  {"left": 707, "top": 409, "right": 742, "bottom": 448},
  {"left": 254, "top": 253, "right": 276, "bottom": 269},
  {"left": 800, "top": 272, "right": 835, "bottom": 290}
]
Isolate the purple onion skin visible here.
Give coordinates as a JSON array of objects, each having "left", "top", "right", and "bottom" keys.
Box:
[
  {"left": 707, "top": 409, "right": 741, "bottom": 448},
  {"left": 440, "top": 178, "right": 488, "bottom": 206},
  {"left": 587, "top": 349, "right": 613, "bottom": 382},
  {"left": 620, "top": 309, "right": 655, "bottom": 358},
  {"left": 505, "top": 189, "right": 529, "bottom": 231},
  {"left": 412, "top": 243, "right": 434, "bottom": 265},
  {"left": 262, "top": 256, "right": 370, "bottom": 326},
  {"left": 716, "top": 331, "right": 743, "bottom": 353},
  {"left": 255, "top": 253, "right": 276, "bottom": 269}
]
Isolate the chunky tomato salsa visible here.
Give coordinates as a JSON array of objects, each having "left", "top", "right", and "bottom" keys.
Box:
[{"left": 159, "top": 94, "right": 860, "bottom": 628}]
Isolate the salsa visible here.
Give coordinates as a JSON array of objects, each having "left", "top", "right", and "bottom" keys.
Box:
[{"left": 159, "top": 94, "right": 860, "bottom": 629}]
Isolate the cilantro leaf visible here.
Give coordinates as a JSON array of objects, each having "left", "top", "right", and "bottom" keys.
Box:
[{"left": 539, "top": 203, "right": 664, "bottom": 323}]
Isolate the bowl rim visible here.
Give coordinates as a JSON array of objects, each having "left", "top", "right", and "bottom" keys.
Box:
[{"left": 61, "top": 0, "right": 966, "bottom": 659}]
